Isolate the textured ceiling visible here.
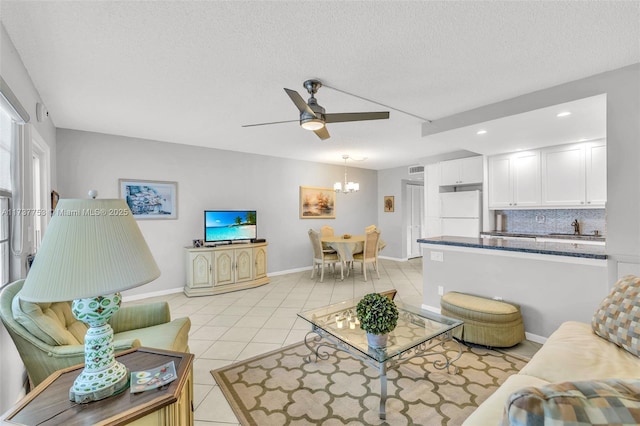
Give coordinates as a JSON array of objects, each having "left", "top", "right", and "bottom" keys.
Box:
[{"left": 1, "top": 1, "right": 638, "bottom": 170}]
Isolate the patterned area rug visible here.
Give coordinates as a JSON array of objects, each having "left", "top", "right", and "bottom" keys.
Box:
[{"left": 211, "top": 340, "right": 527, "bottom": 425}]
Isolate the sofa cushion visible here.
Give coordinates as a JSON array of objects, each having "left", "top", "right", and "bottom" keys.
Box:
[
  {"left": 463, "top": 374, "right": 551, "bottom": 426},
  {"left": 502, "top": 379, "right": 640, "bottom": 426},
  {"left": 12, "top": 295, "right": 87, "bottom": 345},
  {"left": 591, "top": 275, "right": 640, "bottom": 357},
  {"left": 520, "top": 321, "right": 640, "bottom": 383}
]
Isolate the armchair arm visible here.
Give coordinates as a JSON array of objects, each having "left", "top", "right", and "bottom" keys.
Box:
[
  {"left": 45, "top": 338, "right": 140, "bottom": 358},
  {"left": 110, "top": 302, "right": 171, "bottom": 333}
]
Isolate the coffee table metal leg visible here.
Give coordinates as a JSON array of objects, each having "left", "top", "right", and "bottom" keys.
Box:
[{"left": 379, "top": 362, "right": 387, "bottom": 419}]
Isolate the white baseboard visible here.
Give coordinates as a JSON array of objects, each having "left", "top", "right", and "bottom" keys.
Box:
[
  {"left": 123, "top": 286, "right": 183, "bottom": 302},
  {"left": 422, "top": 304, "right": 441, "bottom": 313},
  {"left": 524, "top": 332, "right": 547, "bottom": 344},
  {"left": 379, "top": 255, "right": 408, "bottom": 262}
]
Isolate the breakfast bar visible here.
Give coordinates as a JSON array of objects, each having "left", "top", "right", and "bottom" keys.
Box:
[{"left": 418, "top": 236, "right": 608, "bottom": 340}]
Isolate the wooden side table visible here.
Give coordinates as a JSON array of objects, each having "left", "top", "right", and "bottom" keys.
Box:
[{"left": 1, "top": 347, "right": 194, "bottom": 426}]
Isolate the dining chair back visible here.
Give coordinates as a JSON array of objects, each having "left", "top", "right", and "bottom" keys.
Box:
[
  {"left": 320, "top": 225, "right": 335, "bottom": 237},
  {"left": 308, "top": 229, "right": 340, "bottom": 282},
  {"left": 364, "top": 224, "right": 377, "bottom": 233},
  {"left": 352, "top": 229, "right": 381, "bottom": 281},
  {"left": 319, "top": 225, "right": 337, "bottom": 253}
]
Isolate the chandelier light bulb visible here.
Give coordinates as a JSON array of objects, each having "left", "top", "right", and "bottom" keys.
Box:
[{"left": 334, "top": 156, "right": 360, "bottom": 194}]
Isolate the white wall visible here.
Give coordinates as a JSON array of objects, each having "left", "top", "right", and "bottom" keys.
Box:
[
  {"left": 0, "top": 23, "right": 57, "bottom": 414},
  {"left": 56, "top": 129, "right": 379, "bottom": 297},
  {"left": 421, "top": 243, "right": 608, "bottom": 339}
]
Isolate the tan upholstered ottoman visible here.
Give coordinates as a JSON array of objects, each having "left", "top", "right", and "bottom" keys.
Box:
[{"left": 440, "top": 292, "right": 525, "bottom": 348}]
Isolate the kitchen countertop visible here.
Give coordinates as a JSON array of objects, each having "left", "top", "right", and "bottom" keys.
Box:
[
  {"left": 418, "top": 236, "right": 607, "bottom": 259},
  {"left": 480, "top": 231, "right": 606, "bottom": 242}
]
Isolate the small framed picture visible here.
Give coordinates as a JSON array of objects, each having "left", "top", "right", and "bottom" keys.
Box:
[
  {"left": 193, "top": 239, "right": 204, "bottom": 248},
  {"left": 384, "top": 196, "right": 394, "bottom": 212},
  {"left": 119, "top": 179, "right": 178, "bottom": 220}
]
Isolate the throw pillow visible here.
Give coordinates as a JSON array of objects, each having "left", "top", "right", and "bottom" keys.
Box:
[
  {"left": 12, "top": 295, "right": 86, "bottom": 345},
  {"left": 502, "top": 379, "right": 640, "bottom": 426},
  {"left": 591, "top": 274, "right": 639, "bottom": 357}
]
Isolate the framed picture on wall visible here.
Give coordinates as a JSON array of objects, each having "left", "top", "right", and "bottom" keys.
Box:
[
  {"left": 384, "top": 196, "right": 394, "bottom": 212},
  {"left": 119, "top": 179, "right": 178, "bottom": 219},
  {"left": 299, "top": 186, "right": 336, "bottom": 219}
]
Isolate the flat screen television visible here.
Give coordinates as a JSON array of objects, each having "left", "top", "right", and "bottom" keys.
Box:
[{"left": 204, "top": 210, "right": 257, "bottom": 244}]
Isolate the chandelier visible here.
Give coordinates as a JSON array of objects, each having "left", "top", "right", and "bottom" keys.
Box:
[{"left": 334, "top": 155, "right": 360, "bottom": 193}]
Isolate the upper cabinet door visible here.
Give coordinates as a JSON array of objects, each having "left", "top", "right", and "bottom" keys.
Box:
[
  {"left": 585, "top": 140, "right": 607, "bottom": 206},
  {"left": 440, "top": 156, "right": 483, "bottom": 186},
  {"left": 440, "top": 160, "right": 462, "bottom": 186},
  {"left": 512, "top": 150, "right": 541, "bottom": 207},
  {"left": 488, "top": 154, "right": 513, "bottom": 208},
  {"left": 459, "top": 156, "right": 484, "bottom": 184},
  {"left": 488, "top": 151, "right": 540, "bottom": 209},
  {"left": 541, "top": 144, "right": 586, "bottom": 206}
]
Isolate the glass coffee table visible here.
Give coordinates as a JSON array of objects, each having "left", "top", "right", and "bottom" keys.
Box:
[{"left": 297, "top": 299, "right": 464, "bottom": 420}]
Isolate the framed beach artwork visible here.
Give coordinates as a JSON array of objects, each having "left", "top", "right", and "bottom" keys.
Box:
[
  {"left": 300, "top": 186, "right": 336, "bottom": 219},
  {"left": 119, "top": 179, "right": 178, "bottom": 220},
  {"left": 384, "top": 196, "right": 394, "bottom": 212}
]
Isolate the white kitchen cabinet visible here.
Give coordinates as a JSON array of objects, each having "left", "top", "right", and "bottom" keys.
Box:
[
  {"left": 585, "top": 140, "right": 607, "bottom": 206},
  {"left": 488, "top": 150, "right": 540, "bottom": 209},
  {"left": 440, "top": 156, "right": 483, "bottom": 186},
  {"left": 184, "top": 243, "right": 269, "bottom": 296},
  {"left": 541, "top": 143, "right": 586, "bottom": 206}
]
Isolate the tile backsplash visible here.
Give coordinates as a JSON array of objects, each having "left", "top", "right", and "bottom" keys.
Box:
[{"left": 494, "top": 209, "right": 606, "bottom": 236}]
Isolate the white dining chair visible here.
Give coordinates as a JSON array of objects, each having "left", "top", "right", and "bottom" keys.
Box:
[
  {"left": 352, "top": 229, "right": 381, "bottom": 281},
  {"left": 308, "top": 229, "right": 341, "bottom": 282}
]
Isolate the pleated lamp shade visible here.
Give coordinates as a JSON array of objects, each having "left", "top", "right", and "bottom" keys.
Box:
[{"left": 20, "top": 198, "right": 160, "bottom": 302}]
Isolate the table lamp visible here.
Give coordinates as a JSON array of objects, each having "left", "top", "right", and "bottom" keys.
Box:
[{"left": 19, "top": 192, "right": 160, "bottom": 403}]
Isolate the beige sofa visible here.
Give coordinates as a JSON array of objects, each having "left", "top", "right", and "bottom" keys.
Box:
[{"left": 463, "top": 275, "right": 640, "bottom": 425}]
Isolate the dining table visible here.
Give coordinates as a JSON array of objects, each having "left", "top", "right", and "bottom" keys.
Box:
[{"left": 321, "top": 235, "right": 386, "bottom": 280}]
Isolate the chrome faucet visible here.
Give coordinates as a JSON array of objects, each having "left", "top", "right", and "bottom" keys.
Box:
[{"left": 571, "top": 219, "right": 580, "bottom": 235}]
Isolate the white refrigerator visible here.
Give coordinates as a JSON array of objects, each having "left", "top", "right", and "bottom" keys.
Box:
[{"left": 440, "top": 190, "right": 482, "bottom": 238}]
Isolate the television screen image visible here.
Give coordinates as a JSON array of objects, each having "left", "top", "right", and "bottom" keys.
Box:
[{"left": 205, "top": 210, "right": 257, "bottom": 243}]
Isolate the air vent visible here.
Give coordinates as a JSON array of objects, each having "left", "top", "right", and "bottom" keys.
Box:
[{"left": 408, "top": 165, "right": 424, "bottom": 175}]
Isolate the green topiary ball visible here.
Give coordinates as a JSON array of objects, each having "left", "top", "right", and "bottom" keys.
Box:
[{"left": 356, "top": 293, "right": 399, "bottom": 335}]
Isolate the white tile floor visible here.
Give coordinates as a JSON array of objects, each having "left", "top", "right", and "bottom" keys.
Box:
[
  {"left": 127, "top": 258, "right": 423, "bottom": 425},
  {"left": 126, "top": 257, "right": 539, "bottom": 425}
]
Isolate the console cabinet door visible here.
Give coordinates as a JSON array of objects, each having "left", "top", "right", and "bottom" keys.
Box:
[
  {"left": 254, "top": 246, "right": 268, "bottom": 279},
  {"left": 186, "top": 251, "right": 213, "bottom": 289},
  {"left": 234, "top": 247, "right": 253, "bottom": 283},
  {"left": 214, "top": 249, "right": 234, "bottom": 286}
]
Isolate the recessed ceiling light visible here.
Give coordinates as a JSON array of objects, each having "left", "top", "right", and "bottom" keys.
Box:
[
  {"left": 556, "top": 111, "right": 572, "bottom": 118},
  {"left": 476, "top": 130, "right": 487, "bottom": 135}
]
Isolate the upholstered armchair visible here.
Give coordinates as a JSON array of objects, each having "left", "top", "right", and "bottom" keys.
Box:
[{"left": 0, "top": 280, "right": 190, "bottom": 387}]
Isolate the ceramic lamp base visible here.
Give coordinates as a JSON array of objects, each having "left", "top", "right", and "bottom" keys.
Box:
[{"left": 70, "top": 293, "right": 128, "bottom": 403}]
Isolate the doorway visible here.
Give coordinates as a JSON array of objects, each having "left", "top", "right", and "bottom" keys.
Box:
[{"left": 404, "top": 181, "right": 424, "bottom": 259}]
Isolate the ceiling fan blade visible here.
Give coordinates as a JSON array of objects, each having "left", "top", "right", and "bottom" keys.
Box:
[
  {"left": 242, "top": 119, "right": 299, "bottom": 128},
  {"left": 314, "top": 126, "right": 330, "bottom": 140},
  {"left": 284, "top": 88, "right": 316, "bottom": 117},
  {"left": 324, "top": 111, "right": 390, "bottom": 123}
]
